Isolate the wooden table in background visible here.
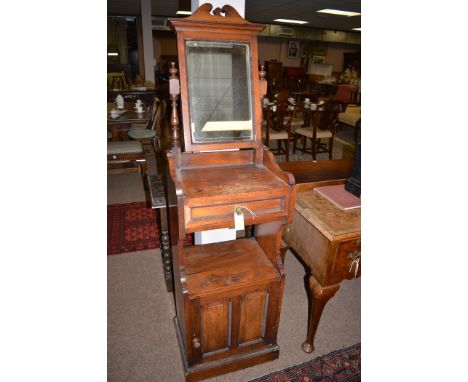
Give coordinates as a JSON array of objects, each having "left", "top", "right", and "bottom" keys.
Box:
[
  {"left": 280, "top": 160, "right": 360, "bottom": 353},
  {"left": 108, "top": 89, "right": 158, "bottom": 105},
  {"left": 107, "top": 103, "right": 149, "bottom": 141}
]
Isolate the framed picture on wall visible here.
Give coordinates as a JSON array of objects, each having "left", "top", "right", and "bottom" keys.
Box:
[
  {"left": 312, "top": 55, "right": 325, "bottom": 64},
  {"left": 287, "top": 41, "right": 299, "bottom": 59}
]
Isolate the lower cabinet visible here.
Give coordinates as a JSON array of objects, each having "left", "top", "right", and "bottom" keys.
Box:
[
  {"left": 174, "top": 238, "right": 286, "bottom": 380},
  {"left": 187, "top": 283, "right": 280, "bottom": 366}
]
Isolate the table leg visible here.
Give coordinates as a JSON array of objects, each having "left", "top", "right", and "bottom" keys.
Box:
[
  {"left": 109, "top": 124, "right": 130, "bottom": 141},
  {"left": 302, "top": 275, "right": 340, "bottom": 353},
  {"left": 159, "top": 205, "right": 173, "bottom": 292},
  {"left": 109, "top": 125, "right": 120, "bottom": 141}
]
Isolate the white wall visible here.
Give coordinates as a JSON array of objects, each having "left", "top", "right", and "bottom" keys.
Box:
[{"left": 257, "top": 37, "right": 301, "bottom": 67}]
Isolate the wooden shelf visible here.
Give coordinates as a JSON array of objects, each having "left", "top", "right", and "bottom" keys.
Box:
[
  {"left": 179, "top": 164, "right": 289, "bottom": 203},
  {"left": 184, "top": 238, "right": 280, "bottom": 298}
]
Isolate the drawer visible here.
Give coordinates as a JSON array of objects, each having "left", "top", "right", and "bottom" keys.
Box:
[
  {"left": 184, "top": 197, "right": 287, "bottom": 232},
  {"left": 329, "top": 238, "right": 361, "bottom": 284}
]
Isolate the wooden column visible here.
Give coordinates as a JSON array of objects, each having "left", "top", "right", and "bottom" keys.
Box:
[{"left": 139, "top": 0, "right": 155, "bottom": 83}]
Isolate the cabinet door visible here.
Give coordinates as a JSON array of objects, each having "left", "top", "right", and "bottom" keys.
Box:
[
  {"left": 201, "top": 298, "right": 231, "bottom": 355},
  {"left": 187, "top": 282, "right": 281, "bottom": 366},
  {"left": 188, "top": 297, "right": 231, "bottom": 365},
  {"left": 238, "top": 290, "right": 269, "bottom": 346}
]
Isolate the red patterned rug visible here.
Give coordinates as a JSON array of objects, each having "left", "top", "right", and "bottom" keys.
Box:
[
  {"left": 249, "top": 343, "right": 360, "bottom": 382},
  {"left": 108, "top": 202, "right": 159, "bottom": 255}
]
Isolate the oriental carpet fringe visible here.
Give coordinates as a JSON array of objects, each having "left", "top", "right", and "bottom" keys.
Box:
[{"left": 249, "top": 343, "right": 360, "bottom": 382}]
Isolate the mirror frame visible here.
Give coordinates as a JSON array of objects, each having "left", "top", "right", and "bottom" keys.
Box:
[
  {"left": 169, "top": 4, "right": 265, "bottom": 152},
  {"left": 185, "top": 40, "right": 254, "bottom": 145}
]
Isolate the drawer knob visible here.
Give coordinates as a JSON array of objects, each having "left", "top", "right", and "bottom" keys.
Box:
[{"left": 192, "top": 337, "right": 201, "bottom": 349}]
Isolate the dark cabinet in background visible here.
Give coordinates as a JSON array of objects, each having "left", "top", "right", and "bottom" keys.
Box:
[{"left": 343, "top": 52, "right": 361, "bottom": 72}]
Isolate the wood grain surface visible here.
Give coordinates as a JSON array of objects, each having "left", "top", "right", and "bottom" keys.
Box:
[
  {"left": 295, "top": 183, "right": 360, "bottom": 241},
  {"left": 184, "top": 238, "right": 279, "bottom": 298}
]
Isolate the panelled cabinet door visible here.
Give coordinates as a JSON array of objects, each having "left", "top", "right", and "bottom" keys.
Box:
[
  {"left": 187, "top": 283, "right": 279, "bottom": 366},
  {"left": 238, "top": 290, "right": 269, "bottom": 346},
  {"left": 201, "top": 298, "right": 231, "bottom": 356},
  {"left": 188, "top": 297, "right": 231, "bottom": 365}
]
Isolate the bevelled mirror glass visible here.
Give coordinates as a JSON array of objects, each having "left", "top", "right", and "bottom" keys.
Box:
[{"left": 185, "top": 41, "right": 253, "bottom": 143}]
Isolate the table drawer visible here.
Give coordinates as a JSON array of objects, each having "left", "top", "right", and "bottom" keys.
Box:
[
  {"left": 185, "top": 197, "right": 286, "bottom": 232},
  {"left": 329, "top": 238, "right": 361, "bottom": 284}
]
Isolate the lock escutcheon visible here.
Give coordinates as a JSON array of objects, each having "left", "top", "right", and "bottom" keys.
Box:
[{"left": 234, "top": 206, "right": 244, "bottom": 215}]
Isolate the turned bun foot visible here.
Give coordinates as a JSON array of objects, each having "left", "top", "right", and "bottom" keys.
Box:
[{"left": 301, "top": 341, "right": 313, "bottom": 353}]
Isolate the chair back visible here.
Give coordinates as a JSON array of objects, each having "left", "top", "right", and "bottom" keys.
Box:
[
  {"left": 276, "top": 89, "right": 290, "bottom": 102},
  {"left": 270, "top": 99, "right": 295, "bottom": 132},
  {"left": 266, "top": 78, "right": 283, "bottom": 99},
  {"left": 311, "top": 101, "right": 341, "bottom": 132},
  {"left": 285, "top": 76, "right": 307, "bottom": 93},
  {"left": 149, "top": 99, "right": 166, "bottom": 134},
  {"left": 145, "top": 97, "right": 157, "bottom": 127},
  {"left": 107, "top": 72, "right": 127, "bottom": 90}
]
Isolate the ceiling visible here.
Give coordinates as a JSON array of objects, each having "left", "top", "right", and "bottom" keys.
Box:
[{"left": 107, "top": 0, "right": 361, "bottom": 32}]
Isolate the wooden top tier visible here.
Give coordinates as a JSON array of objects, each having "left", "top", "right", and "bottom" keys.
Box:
[
  {"left": 179, "top": 164, "right": 290, "bottom": 201},
  {"left": 295, "top": 181, "right": 360, "bottom": 241}
]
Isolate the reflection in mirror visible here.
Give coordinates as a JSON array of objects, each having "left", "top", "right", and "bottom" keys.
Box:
[{"left": 185, "top": 41, "right": 253, "bottom": 144}]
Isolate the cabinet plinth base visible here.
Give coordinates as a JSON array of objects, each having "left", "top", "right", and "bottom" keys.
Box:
[{"left": 174, "top": 317, "right": 279, "bottom": 382}]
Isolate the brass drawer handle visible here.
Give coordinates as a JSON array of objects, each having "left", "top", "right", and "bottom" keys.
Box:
[
  {"left": 347, "top": 250, "right": 361, "bottom": 260},
  {"left": 192, "top": 337, "right": 201, "bottom": 349},
  {"left": 347, "top": 249, "right": 361, "bottom": 277}
]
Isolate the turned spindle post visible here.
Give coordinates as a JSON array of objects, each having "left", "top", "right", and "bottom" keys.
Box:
[
  {"left": 168, "top": 62, "right": 181, "bottom": 149},
  {"left": 259, "top": 64, "right": 267, "bottom": 100}
]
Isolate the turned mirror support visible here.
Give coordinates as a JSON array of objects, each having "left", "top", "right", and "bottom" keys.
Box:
[
  {"left": 259, "top": 64, "right": 267, "bottom": 101},
  {"left": 169, "top": 62, "right": 181, "bottom": 150}
]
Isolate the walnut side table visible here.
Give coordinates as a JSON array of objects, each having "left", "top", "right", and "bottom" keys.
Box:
[{"left": 282, "top": 180, "right": 360, "bottom": 353}]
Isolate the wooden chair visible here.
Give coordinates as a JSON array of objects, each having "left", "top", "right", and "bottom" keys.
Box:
[
  {"left": 285, "top": 76, "right": 307, "bottom": 94},
  {"left": 270, "top": 88, "right": 289, "bottom": 102},
  {"left": 293, "top": 101, "right": 341, "bottom": 160},
  {"left": 283, "top": 66, "right": 307, "bottom": 101},
  {"left": 129, "top": 97, "right": 159, "bottom": 130},
  {"left": 265, "top": 61, "right": 284, "bottom": 99},
  {"left": 128, "top": 99, "right": 166, "bottom": 152},
  {"left": 107, "top": 72, "right": 127, "bottom": 90},
  {"left": 263, "top": 98, "right": 296, "bottom": 162},
  {"left": 107, "top": 141, "right": 147, "bottom": 186}
]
